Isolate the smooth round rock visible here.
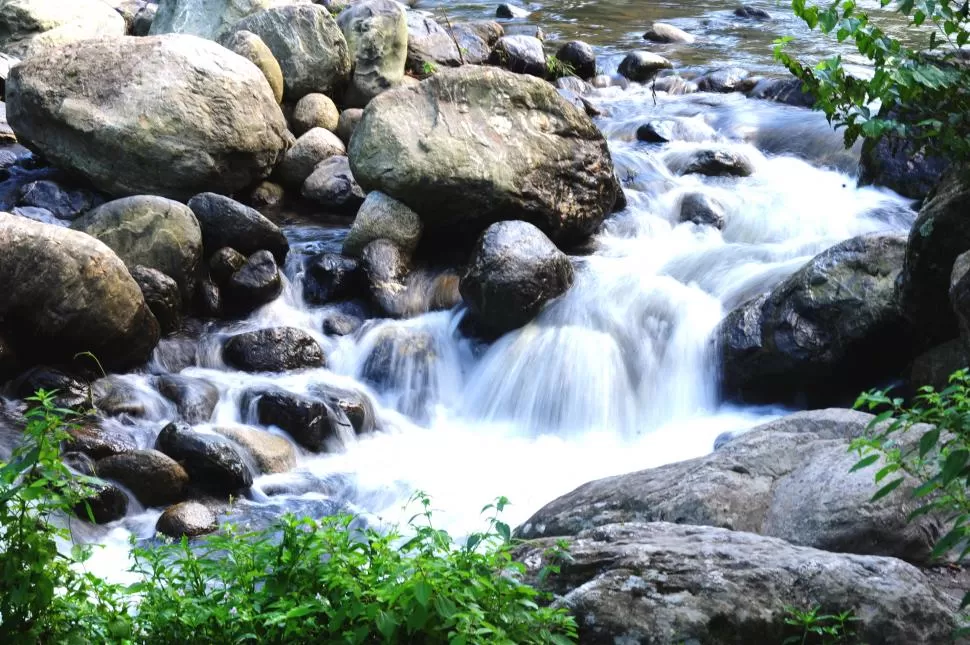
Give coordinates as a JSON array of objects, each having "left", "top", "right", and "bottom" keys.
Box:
[
  {"left": 292, "top": 93, "right": 340, "bottom": 136},
  {"left": 187, "top": 192, "right": 288, "bottom": 262},
  {"left": 301, "top": 156, "right": 365, "bottom": 211},
  {"left": 223, "top": 250, "right": 283, "bottom": 315},
  {"left": 277, "top": 127, "right": 347, "bottom": 187},
  {"left": 555, "top": 41, "right": 596, "bottom": 80},
  {"left": 618, "top": 51, "right": 673, "bottom": 83},
  {"left": 343, "top": 191, "right": 423, "bottom": 258},
  {"left": 155, "top": 421, "right": 253, "bottom": 496},
  {"left": 220, "top": 29, "right": 284, "bottom": 104},
  {"left": 96, "top": 449, "right": 189, "bottom": 507},
  {"left": 130, "top": 265, "right": 183, "bottom": 335},
  {"left": 156, "top": 501, "right": 218, "bottom": 538},
  {"left": 223, "top": 327, "right": 325, "bottom": 372}
]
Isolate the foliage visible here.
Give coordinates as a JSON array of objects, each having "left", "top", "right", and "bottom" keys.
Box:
[
  {"left": 782, "top": 605, "right": 862, "bottom": 644},
  {"left": 774, "top": 0, "right": 970, "bottom": 160},
  {"left": 545, "top": 55, "right": 576, "bottom": 80},
  {"left": 421, "top": 60, "right": 439, "bottom": 77}
]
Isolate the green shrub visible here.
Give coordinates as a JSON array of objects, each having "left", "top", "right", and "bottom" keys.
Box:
[{"left": 783, "top": 605, "right": 862, "bottom": 644}]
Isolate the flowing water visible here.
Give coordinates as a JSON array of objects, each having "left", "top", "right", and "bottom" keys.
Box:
[{"left": 0, "top": 0, "right": 923, "bottom": 580}]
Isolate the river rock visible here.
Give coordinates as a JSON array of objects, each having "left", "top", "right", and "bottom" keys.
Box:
[
  {"left": 132, "top": 3, "right": 156, "bottom": 36},
  {"left": 617, "top": 51, "right": 673, "bottom": 82},
  {"left": 155, "top": 374, "right": 219, "bottom": 423},
  {"left": 96, "top": 449, "right": 189, "bottom": 507},
  {"left": 343, "top": 191, "right": 423, "bottom": 258},
  {"left": 359, "top": 325, "right": 437, "bottom": 420},
  {"left": 489, "top": 35, "right": 545, "bottom": 78},
  {"left": 72, "top": 195, "right": 202, "bottom": 299},
  {"left": 11, "top": 366, "right": 89, "bottom": 409},
  {"left": 209, "top": 248, "right": 247, "bottom": 285},
  {"left": 0, "top": 214, "right": 159, "bottom": 371},
  {"left": 251, "top": 388, "right": 353, "bottom": 451},
  {"left": 322, "top": 310, "right": 363, "bottom": 336},
  {"left": 303, "top": 253, "right": 365, "bottom": 305},
  {"left": 6, "top": 35, "right": 289, "bottom": 200},
  {"left": 450, "top": 22, "right": 500, "bottom": 65},
  {"left": 671, "top": 147, "right": 755, "bottom": 177},
  {"left": 349, "top": 66, "right": 617, "bottom": 247},
  {"left": 16, "top": 179, "right": 100, "bottom": 221},
  {"left": 91, "top": 375, "right": 149, "bottom": 417},
  {"left": 910, "top": 338, "right": 968, "bottom": 392},
  {"left": 898, "top": 166, "right": 970, "bottom": 343},
  {"left": 496, "top": 3, "right": 529, "bottom": 18},
  {"left": 338, "top": 0, "right": 407, "bottom": 107},
  {"left": 150, "top": 0, "right": 278, "bottom": 40},
  {"left": 187, "top": 192, "right": 288, "bottom": 263},
  {"left": 697, "top": 66, "right": 750, "bottom": 93},
  {"left": 636, "top": 117, "right": 717, "bottom": 143},
  {"left": 219, "top": 29, "right": 284, "bottom": 104},
  {"left": 155, "top": 421, "right": 252, "bottom": 496},
  {"left": 156, "top": 500, "right": 218, "bottom": 538},
  {"left": 278, "top": 127, "right": 346, "bottom": 187},
  {"left": 735, "top": 5, "right": 771, "bottom": 19},
  {"left": 230, "top": 4, "right": 350, "bottom": 101},
  {"left": 679, "top": 192, "right": 726, "bottom": 228},
  {"left": 460, "top": 221, "right": 574, "bottom": 336},
  {"left": 746, "top": 76, "right": 814, "bottom": 108},
  {"left": 718, "top": 234, "right": 911, "bottom": 405},
  {"left": 75, "top": 480, "right": 128, "bottom": 524},
  {"left": 130, "top": 265, "right": 182, "bottom": 335},
  {"left": 516, "top": 522, "right": 960, "bottom": 644},
  {"left": 309, "top": 382, "right": 377, "bottom": 434},
  {"left": 196, "top": 277, "right": 222, "bottom": 318},
  {"left": 643, "top": 22, "right": 695, "bottom": 44},
  {"left": 336, "top": 108, "right": 364, "bottom": 145},
  {"left": 291, "top": 93, "right": 339, "bottom": 135},
  {"left": 213, "top": 425, "right": 295, "bottom": 474},
  {"left": 223, "top": 327, "right": 325, "bottom": 372},
  {"left": 301, "top": 156, "right": 365, "bottom": 211},
  {"left": 361, "top": 239, "right": 409, "bottom": 317},
  {"left": 860, "top": 136, "right": 948, "bottom": 202},
  {"left": 555, "top": 40, "right": 596, "bottom": 80},
  {"left": 66, "top": 425, "right": 137, "bottom": 460},
  {"left": 0, "top": 0, "right": 125, "bottom": 58},
  {"left": 222, "top": 250, "right": 282, "bottom": 315},
  {"left": 404, "top": 13, "right": 461, "bottom": 74},
  {"left": 248, "top": 180, "right": 285, "bottom": 212}
]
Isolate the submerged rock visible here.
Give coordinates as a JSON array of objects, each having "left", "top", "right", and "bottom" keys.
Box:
[
  {"left": 735, "top": 5, "right": 771, "bottom": 19},
  {"left": 223, "top": 327, "right": 325, "bottom": 372},
  {"left": 496, "top": 3, "right": 530, "bottom": 18},
  {"left": 671, "top": 147, "right": 755, "bottom": 177},
  {"left": 75, "top": 480, "right": 128, "bottom": 524},
  {"left": 696, "top": 66, "right": 750, "bottom": 93},
  {"left": 679, "top": 192, "right": 726, "bottom": 228},
  {"left": 156, "top": 500, "right": 218, "bottom": 538},
  {"left": 155, "top": 374, "right": 219, "bottom": 424},
  {"left": 643, "top": 22, "right": 695, "bottom": 44},
  {"left": 96, "top": 449, "right": 189, "bottom": 507},
  {"left": 359, "top": 325, "right": 438, "bottom": 421},
  {"left": 6, "top": 35, "right": 289, "bottom": 200},
  {"left": 156, "top": 421, "right": 253, "bottom": 496}
]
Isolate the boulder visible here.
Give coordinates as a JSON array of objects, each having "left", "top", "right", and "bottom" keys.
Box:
[
  {"left": 643, "top": 22, "right": 695, "bottom": 44},
  {"left": 75, "top": 480, "right": 128, "bottom": 524},
  {"left": 16, "top": 179, "right": 100, "bottom": 221},
  {"left": 450, "top": 22, "right": 499, "bottom": 65},
  {"left": 11, "top": 366, "right": 89, "bottom": 409},
  {"left": 219, "top": 29, "right": 284, "bottom": 104},
  {"left": 251, "top": 388, "right": 353, "bottom": 451},
  {"left": 130, "top": 265, "right": 182, "bottom": 335},
  {"left": 309, "top": 382, "right": 377, "bottom": 434},
  {"left": 336, "top": 108, "right": 364, "bottom": 145},
  {"left": 554, "top": 40, "right": 595, "bottom": 80},
  {"left": 337, "top": 0, "right": 407, "bottom": 107},
  {"left": 361, "top": 239, "right": 409, "bottom": 317},
  {"left": 718, "top": 234, "right": 911, "bottom": 405},
  {"left": 302, "top": 253, "right": 365, "bottom": 305},
  {"left": 229, "top": 4, "right": 350, "bottom": 101},
  {"left": 156, "top": 500, "right": 218, "bottom": 538},
  {"left": 746, "top": 76, "right": 815, "bottom": 108},
  {"left": 212, "top": 425, "right": 296, "bottom": 473},
  {"left": 516, "top": 522, "right": 961, "bottom": 645},
  {"left": 735, "top": 5, "right": 771, "bottom": 19},
  {"left": 186, "top": 192, "right": 288, "bottom": 262},
  {"left": 291, "top": 93, "right": 339, "bottom": 135},
  {"left": 488, "top": 35, "right": 545, "bottom": 78},
  {"left": 343, "top": 191, "right": 422, "bottom": 258},
  {"left": 0, "top": 0, "right": 125, "bottom": 58},
  {"left": 460, "top": 221, "right": 574, "bottom": 336},
  {"left": 72, "top": 195, "right": 202, "bottom": 299},
  {"left": 301, "top": 156, "right": 365, "bottom": 211},
  {"left": 65, "top": 425, "right": 137, "bottom": 460},
  {"left": 349, "top": 66, "right": 617, "bottom": 247},
  {"left": 697, "top": 66, "right": 750, "bottom": 93},
  {"left": 6, "top": 35, "right": 289, "bottom": 200},
  {"left": 150, "top": 0, "right": 277, "bottom": 40},
  {"left": 860, "top": 133, "right": 948, "bottom": 201},
  {"left": 208, "top": 247, "right": 247, "bottom": 285},
  {"left": 679, "top": 192, "right": 725, "bottom": 228},
  {"left": 277, "top": 127, "right": 346, "bottom": 187},
  {"left": 155, "top": 421, "right": 253, "bottom": 495},
  {"left": 222, "top": 250, "right": 282, "bottom": 315},
  {"left": 496, "top": 3, "right": 529, "bottom": 18},
  {"left": 91, "top": 376, "right": 150, "bottom": 418},
  {"left": 223, "top": 326, "right": 325, "bottom": 372},
  {"left": 96, "top": 449, "right": 189, "bottom": 507},
  {"left": 898, "top": 166, "right": 970, "bottom": 343},
  {"left": 132, "top": 3, "right": 156, "bottom": 36},
  {"left": 670, "top": 147, "right": 755, "bottom": 177},
  {"left": 0, "top": 214, "right": 159, "bottom": 371},
  {"left": 404, "top": 13, "right": 460, "bottom": 73},
  {"left": 617, "top": 50, "right": 673, "bottom": 82},
  {"left": 155, "top": 374, "right": 219, "bottom": 423},
  {"left": 910, "top": 338, "right": 968, "bottom": 391}
]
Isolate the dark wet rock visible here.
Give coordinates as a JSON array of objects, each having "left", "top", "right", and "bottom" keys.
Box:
[
  {"left": 860, "top": 133, "right": 948, "bottom": 201},
  {"left": 404, "top": 13, "right": 461, "bottom": 73},
  {"left": 6, "top": 35, "right": 288, "bottom": 200},
  {"left": 303, "top": 253, "right": 366, "bottom": 305},
  {"left": 652, "top": 74, "right": 698, "bottom": 94},
  {"left": 516, "top": 522, "right": 961, "bottom": 645},
  {"left": 63, "top": 451, "right": 96, "bottom": 476},
  {"left": 910, "top": 338, "right": 968, "bottom": 392},
  {"left": 675, "top": 147, "right": 755, "bottom": 177},
  {"left": 223, "top": 250, "right": 283, "bottom": 316},
  {"left": 16, "top": 179, "right": 99, "bottom": 221},
  {"left": 489, "top": 35, "right": 545, "bottom": 78},
  {"left": 75, "top": 480, "right": 128, "bottom": 524},
  {"left": 718, "top": 234, "right": 911, "bottom": 406},
  {"left": 696, "top": 66, "right": 750, "bottom": 93},
  {"left": 618, "top": 51, "right": 673, "bottom": 83},
  {"left": 642, "top": 22, "right": 696, "bottom": 44},
  {"left": 219, "top": 29, "right": 284, "bottom": 104},
  {"left": 12, "top": 366, "right": 89, "bottom": 410},
  {"left": 65, "top": 425, "right": 137, "bottom": 460},
  {"left": 322, "top": 311, "right": 363, "bottom": 336},
  {"left": 130, "top": 265, "right": 182, "bottom": 336},
  {"left": 10, "top": 205, "right": 59, "bottom": 226},
  {"left": 196, "top": 277, "right": 222, "bottom": 318},
  {"left": 361, "top": 239, "right": 409, "bottom": 317},
  {"left": 734, "top": 5, "right": 771, "bottom": 19},
  {"left": 212, "top": 425, "right": 296, "bottom": 474},
  {"left": 96, "top": 449, "right": 189, "bottom": 507},
  {"left": 308, "top": 382, "right": 377, "bottom": 434},
  {"left": 359, "top": 325, "right": 437, "bottom": 421},
  {"left": 496, "top": 3, "right": 530, "bottom": 18},
  {"left": 0, "top": 215, "right": 159, "bottom": 371},
  {"left": 349, "top": 66, "right": 617, "bottom": 247},
  {"left": 91, "top": 376, "right": 148, "bottom": 418},
  {"left": 155, "top": 374, "right": 219, "bottom": 424},
  {"left": 228, "top": 4, "right": 351, "bottom": 102},
  {"left": 291, "top": 93, "right": 339, "bottom": 135},
  {"left": 156, "top": 500, "right": 218, "bottom": 538},
  {"left": 337, "top": 0, "right": 408, "bottom": 107},
  {"left": 187, "top": 192, "right": 288, "bottom": 263},
  {"left": 208, "top": 247, "right": 247, "bottom": 286},
  {"left": 223, "top": 327, "right": 325, "bottom": 373},
  {"left": 248, "top": 180, "right": 285, "bottom": 212},
  {"left": 554, "top": 40, "right": 596, "bottom": 80},
  {"left": 155, "top": 421, "right": 252, "bottom": 496},
  {"left": 460, "top": 221, "right": 574, "bottom": 336},
  {"left": 0, "top": 332, "right": 17, "bottom": 381},
  {"left": 151, "top": 336, "right": 199, "bottom": 374},
  {"left": 301, "top": 155, "right": 366, "bottom": 211},
  {"left": 636, "top": 117, "right": 716, "bottom": 144},
  {"left": 343, "top": 191, "right": 423, "bottom": 258},
  {"left": 277, "top": 127, "right": 346, "bottom": 188},
  {"left": 679, "top": 192, "right": 726, "bottom": 228},
  {"left": 336, "top": 108, "right": 364, "bottom": 146},
  {"left": 132, "top": 3, "right": 156, "bottom": 36},
  {"left": 251, "top": 388, "right": 354, "bottom": 452},
  {"left": 746, "top": 76, "right": 814, "bottom": 108}
]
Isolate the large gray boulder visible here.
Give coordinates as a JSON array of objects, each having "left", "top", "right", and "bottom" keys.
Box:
[
  {"left": 230, "top": 4, "right": 350, "bottom": 101},
  {"left": 717, "top": 234, "right": 911, "bottom": 405},
  {"left": 518, "top": 409, "right": 943, "bottom": 565},
  {"left": 337, "top": 0, "right": 407, "bottom": 107},
  {"left": 150, "top": 0, "right": 290, "bottom": 40},
  {"left": 0, "top": 0, "right": 125, "bottom": 58},
  {"left": 349, "top": 66, "right": 617, "bottom": 246},
  {"left": 517, "top": 522, "right": 962, "bottom": 645},
  {"left": 6, "top": 35, "right": 289, "bottom": 200},
  {"left": 0, "top": 213, "right": 159, "bottom": 371},
  {"left": 72, "top": 196, "right": 203, "bottom": 299}
]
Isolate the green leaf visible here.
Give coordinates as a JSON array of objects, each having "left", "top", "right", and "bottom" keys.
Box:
[
  {"left": 942, "top": 449, "right": 969, "bottom": 485},
  {"left": 870, "top": 477, "right": 905, "bottom": 502},
  {"left": 413, "top": 580, "right": 432, "bottom": 607},
  {"left": 850, "top": 453, "right": 880, "bottom": 472},
  {"left": 919, "top": 428, "right": 940, "bottom": 458}
]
